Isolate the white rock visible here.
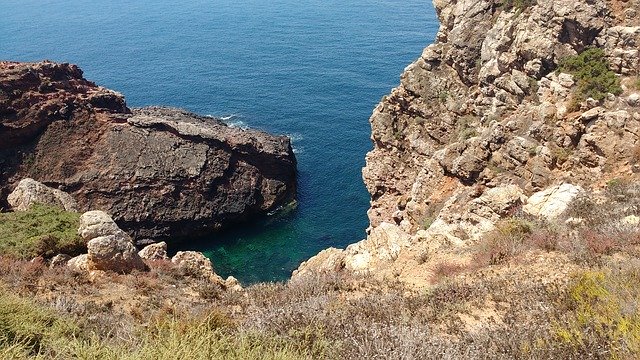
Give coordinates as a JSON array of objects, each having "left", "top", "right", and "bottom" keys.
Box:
[
  {"left": 621, "top": 215, "right": 640, "bottom": 225},
  {"left": 523, "top": 184, "right": 583, "bottom": 219},
  {"left": 138, "top": 242, "right": 168, "bottom": 260},
  {"left": 78, "top": 210, "right": 128, "bottom": 242},
  {"left": 67, "top": 254, "right": 88, "bottom": 273},
  {"left": 50, "top": 254, "right": 72, "bottom": 269},
  {"left": 7, "top": 178, "right": 77, "bottom": 212},
  {"left": 171, "top": 251, "right": 216, "bottom": 279}
]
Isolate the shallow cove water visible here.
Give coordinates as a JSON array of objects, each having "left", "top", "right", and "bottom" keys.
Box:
[{"left": 2, "top": 0, "right": 438, "bottom": 283}]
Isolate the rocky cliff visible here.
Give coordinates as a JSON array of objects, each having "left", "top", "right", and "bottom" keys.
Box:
[
  {"left": 0, "top": 61, "right": 297, "bottom": 241},
  {"left": 296, "top": 0, "right": 640, "bottom": 283}
]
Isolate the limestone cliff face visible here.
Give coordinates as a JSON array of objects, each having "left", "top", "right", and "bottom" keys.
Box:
[
  {"left": 295, "top": 0, "right": 639, "bottom": 282},
  {"left": 0, "top": 61, "right": 297, "bottom": 241}
]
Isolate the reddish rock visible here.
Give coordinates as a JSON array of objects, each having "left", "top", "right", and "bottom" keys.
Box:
[{"left": 0, "top": 61, "right": 297, "bottom": 240}]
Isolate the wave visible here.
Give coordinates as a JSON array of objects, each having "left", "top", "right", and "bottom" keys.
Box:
[{"left": 216, "top": 114, "right": 250, "bottom": 129}]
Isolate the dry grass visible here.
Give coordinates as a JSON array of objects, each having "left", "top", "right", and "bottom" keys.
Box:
[{"left": 1, "top": 182, "right": 640, "bottom": 358}]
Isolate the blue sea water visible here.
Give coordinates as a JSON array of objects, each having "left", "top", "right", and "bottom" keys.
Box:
[{"left": 1, "top": 0, "right": 438, "bottom": 283}]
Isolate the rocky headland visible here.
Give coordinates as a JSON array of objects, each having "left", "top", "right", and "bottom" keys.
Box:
[
  {"left": 1, "top": 0, "right": 640, "bottom": 358},
  {"left": 0, "top": 61, "right": 297, "bottom": 241}
]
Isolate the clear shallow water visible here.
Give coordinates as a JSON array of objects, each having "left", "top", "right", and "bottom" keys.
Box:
[{"left": 1, "top": 0, "right": 438, "bottom": 283}]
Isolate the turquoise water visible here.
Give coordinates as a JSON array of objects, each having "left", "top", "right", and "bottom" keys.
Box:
[{"left": 1, "top": 0, "right": 438, "bottom": 283}]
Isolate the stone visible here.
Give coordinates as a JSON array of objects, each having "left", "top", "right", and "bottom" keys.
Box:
[
  {"left": 78, "top": 210, "right": 128, "bottom": 242},
  {"left": 621, "top": 215, "right": 640, "bottom": 225},
  {"left": 224, "top": 276, "right": 243, "bottom": 291},
  {"left": 49, "top": 254, "right": 72, "bottom": 268},
  {"left": 138, "top": 241, "right": 168, "bottom": 261},
  {"left": 523, "top": 184, "right": 583, "bottom": 219},
  {"left": 7, "top": 178, "right": 77, "bottom": 212},
  {"left": 67, "top": 254, "right": 88, "bottom": 273},
  {"left": 86, "top": 234, "right": 147, "bottom": 273},
  {"left": 171, "top": 251, "right": 216, "bottom": 279},
  {"left": 0, "top": 61, "right": 297, "bottom": 241}
]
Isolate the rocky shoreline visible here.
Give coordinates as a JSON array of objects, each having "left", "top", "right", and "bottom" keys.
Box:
[{"left": 0, "top": 61, "right": 297, "bottom": 242}]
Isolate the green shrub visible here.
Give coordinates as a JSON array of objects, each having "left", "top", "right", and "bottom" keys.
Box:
[
  {"left": 499, "top": 0, "right": 536, "bottom": 11},
  {"left": 0, "top": 205, "right": 84, "bottom": 259},
  {"left": 558, "top": 48, "right": 622, "bottom": 103},
  {"left": 554, "top": 269, "right": 640, "bottom": 358}
]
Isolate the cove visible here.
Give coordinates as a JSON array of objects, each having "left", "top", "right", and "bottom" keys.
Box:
[{"left": 2, "top": 0, "right": 439, "bottom": 283}]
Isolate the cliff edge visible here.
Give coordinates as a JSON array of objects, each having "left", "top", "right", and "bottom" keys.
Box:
[{"left": 296, "top": 0, "right": 640, "bottom": 285}]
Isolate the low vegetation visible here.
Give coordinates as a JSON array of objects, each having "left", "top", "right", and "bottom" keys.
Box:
[
  {"left": 0, "top": 205, "right": 84, "bottom": 259},
  {"left": 558, "top": 47, "right": 622, "bottom": 106},
  {"left": 1, "top": 184, "right": 640, "bottom": 358},
  {"left": 499, "top": 0, "right": 536, "bottom": 12}
]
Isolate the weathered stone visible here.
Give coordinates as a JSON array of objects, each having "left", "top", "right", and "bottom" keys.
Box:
[
  {"left": 523, "top": 184, "right": 583, "bottom": 219},
  {"left": 171, "top": 251, "right": 216, "bottom": 279},
  {"left": 138, "top": 241, "right": 168, "bottom": 261},
  {"left": 7, "top": 178, "right": 77, "bottom": 212},
  {"left": 78, "top": 210, "right": 128, "bottom": 242},
  {"left": 67, "top": 254, "right": 88, "bottom": 273},
  {"left": 49, "top": 254, "right": 72, "bottom": 268},
  {"left": 87, "top": 234, "right": 147, "bottom": 273}
]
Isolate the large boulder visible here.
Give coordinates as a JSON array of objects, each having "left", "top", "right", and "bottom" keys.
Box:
[
  {"left": 78, "top": 210, "right": 128, "bottom": 242},
  {"left": 0, "top": 61, "right": 296, "bottom": 241},
  {"left": 86, "top": 234, "right": 147, "bottom": 273},
  {"left": 7, "top": 178, "right": 77, "bottom": 211},
  {"left": 523, "top": 184, "right": 583, "bottom": 219}
]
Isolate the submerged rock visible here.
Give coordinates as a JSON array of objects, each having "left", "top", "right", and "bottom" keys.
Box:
[{"left": 0, "top": 61, "right": 297, "bottom": 241}]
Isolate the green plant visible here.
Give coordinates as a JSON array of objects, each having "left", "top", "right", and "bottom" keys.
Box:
[
  {"left": 558, "top": 48, "right": 622, "bottom": 104},
  {"left": 0, "top": 204, "right": 84, "bottom": 259},
  {"left": 438, "top": 91, "right": 449, "bottom": 104},
  {"left": 499, "top": 0, "right": 536, "bottom": 12},
  {"left": 456, "top": 115, "right": 478, "bottom": 141},
  {"left": 554, "top": 270, "right": 640, "bottom": 358},
  {"left": 473, "top": 218, "right": 533, "bottom": 266},
  {"left": 550, "top": 145, "right": 572, "bottom": 166},
  {"left": 0, "top": 288, "right": 79, "bottom": 356}
]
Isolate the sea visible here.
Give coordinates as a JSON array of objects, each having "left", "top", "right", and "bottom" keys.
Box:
[{"left": 1, "top": 0, "right": 438, "bottom": 283}]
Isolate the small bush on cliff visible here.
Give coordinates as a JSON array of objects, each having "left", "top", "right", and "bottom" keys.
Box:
[
  {"left": 499, "top": 0, "right": 536, "bottom": 12},
  {"left": 0, "top": 205, "right": 84, "bottom": 259},
  {"left": 559, "top": 48, "right": 622, "bottom": 103}
]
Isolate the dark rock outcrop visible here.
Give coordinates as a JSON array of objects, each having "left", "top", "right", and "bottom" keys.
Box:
[{"left": 0, "top": 61, "right": 297, "bottom": 240}]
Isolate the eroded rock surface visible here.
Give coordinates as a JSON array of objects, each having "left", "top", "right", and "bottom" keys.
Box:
[
  {"left": 138, "top": 241, "right": 168, "bottom": 261},
  {"left": 7, "top": 178, "right": 77, "bottom": 211},
  {"left": 0, "top": 61, "right": 297, "bottom": 240},
  {"left": 87, "top": 234, "right": 148, "bottom": 273},
  {"left": 296, "top": 0, "right": 640, "bottom": 282}
]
